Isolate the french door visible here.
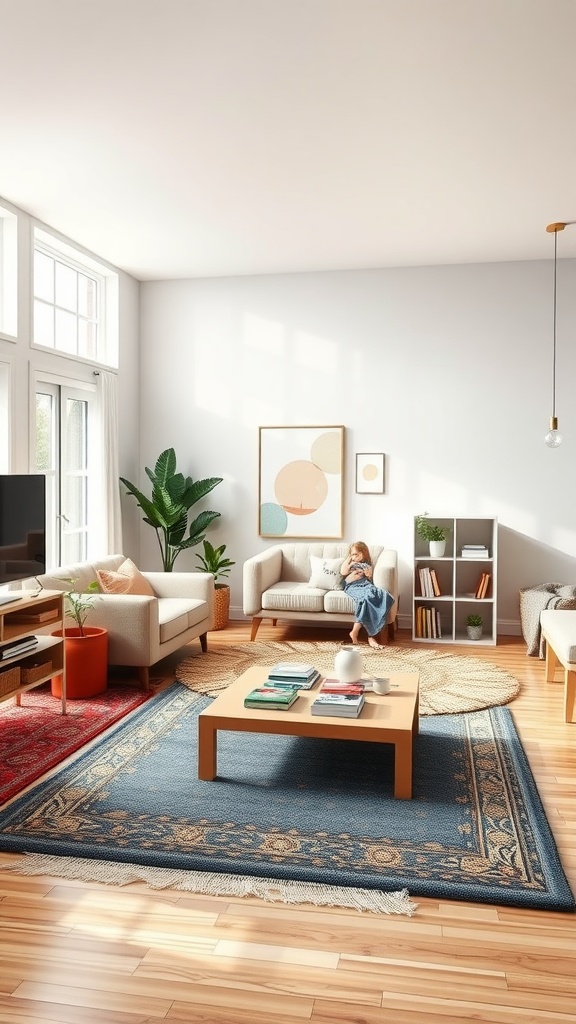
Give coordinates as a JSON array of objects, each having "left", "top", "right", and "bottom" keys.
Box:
[{"left": 34, "top": 380, "right": 96, "bottom": 571}]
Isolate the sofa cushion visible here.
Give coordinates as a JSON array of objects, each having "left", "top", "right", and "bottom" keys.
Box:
[
  {"left": 97, "top": 557, "right": 155, "bottom": 596},
  {"left": 324, "top": 589, "right": 356, "bottom": 614},
  {"left": 158, "top": 598, "right": 204, "bottom": 643},
  {"left": 262, "top": 583, "right": 326, "bottom": 613},
  {"left": 307, "top": 555, "right": 344, "bottom": 591}
]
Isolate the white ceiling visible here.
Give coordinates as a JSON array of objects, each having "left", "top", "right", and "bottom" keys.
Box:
[{"left": 1, "top": 0, "right": 576, "bottom": 281}]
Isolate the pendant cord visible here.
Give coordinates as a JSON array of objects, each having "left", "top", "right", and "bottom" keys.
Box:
[{"left": 552, "top": 229, "right": 558, "bottom": 418}]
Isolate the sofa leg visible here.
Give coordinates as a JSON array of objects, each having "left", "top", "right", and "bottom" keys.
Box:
[
  {"left": 138, "top": 667, "right": 150, "bottom": 690},
  {"left": 250, "top": 618, "right": 262, "bottom": 641},
  {"left": 200, "top": 632, "right": 208, "bottom": 653}
]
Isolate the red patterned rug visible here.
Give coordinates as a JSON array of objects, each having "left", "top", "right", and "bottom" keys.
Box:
[{"left": 0, "top": 683, "right": 150, "bottom": 806}]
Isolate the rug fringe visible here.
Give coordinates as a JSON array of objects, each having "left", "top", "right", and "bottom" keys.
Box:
[{"left": 5, "top": 854, "right": 417, "bottom": 915}]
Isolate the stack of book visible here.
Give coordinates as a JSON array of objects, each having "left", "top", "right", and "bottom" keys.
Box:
[
  {"left": 415, "top": 605, "right": 442, "bottom": 639},
  {"left": 418, "top": 566, "right": 441, "bottom": 597},
  {"left": 475, "top": 572, "right": 491, "bottom": 598},
  {"left": 264, "top": 662, "right": 320, "bottom": 689},
  {"left": 318, "top": 677, "right": 365, "bottom": 695},
  {"left": 311, "top": 693, "right": 365, "bottom": 717},
  {"left": 244, "top": 686, "right": 300, "bottom": 710},
  {"left": 0, "top": 634, "right": 38, "bottom": 660},
  {"left": 461, "top": 544, "right": 489, "bottom": 558}
]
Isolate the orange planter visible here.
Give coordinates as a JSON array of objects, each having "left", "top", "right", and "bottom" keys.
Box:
[{"left": 51, "top": 627, "right": 109, "bottom": 699}]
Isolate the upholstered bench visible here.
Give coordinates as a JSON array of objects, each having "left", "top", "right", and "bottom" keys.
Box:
[{"left": 540, "top": 609, "right": 576, "bottom": 723}]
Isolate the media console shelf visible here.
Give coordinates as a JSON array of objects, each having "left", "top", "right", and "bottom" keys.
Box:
[
  {"left": 0, "top": 590, "right": 66, "bottom": 713},
  {"left": 412, "top": 516, "right": 498, "bottom": 646}
]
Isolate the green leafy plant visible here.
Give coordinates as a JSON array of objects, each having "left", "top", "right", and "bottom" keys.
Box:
[
  {"left": 466, "top": 614, "right": 483, "bottom": 627},
  {"left": 194, "top": 540, "right": 235, "bottom": 587},
  {"left": 416, "top": 513, "right": 450, "bottom": 543},
  {"left": 64, "top": 578, "right": 100, "bottom": 636},
  {"left": 120, "top": 448, "right": 223, "bottom": 572}
]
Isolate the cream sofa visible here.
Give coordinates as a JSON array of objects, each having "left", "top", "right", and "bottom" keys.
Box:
[
  {"left": 33, "top": 554, "right": 214, "bottom": 688},
  {"left": 243, "top": 542, "right": 398, "bottom": 642}
]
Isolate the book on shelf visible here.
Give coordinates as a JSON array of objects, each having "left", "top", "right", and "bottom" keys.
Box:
[
  {"left": 0, "top": 635, "right": 38, "bottom": 659},
  {"left": 9, "top": 609, "right": 58, "bottom": 624},
  {"left": 479, "top": 573, "right": 491, "bottom": 599},
  {"left": 244, "top": 687, "right": 300, "bottom": 710},
  {"left": 461, "top": 546, "right": 489, "bottom": 558},
  {"left": 429, "top": 568, "right": 441, "bottom": 597},
  {"left": 310, "top": 693, "right": 365, "bottom": 717}
]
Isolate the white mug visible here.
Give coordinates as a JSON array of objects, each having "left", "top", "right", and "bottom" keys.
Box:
[{"left": 373, "top": 677, "right": 391, "bottom": 695}]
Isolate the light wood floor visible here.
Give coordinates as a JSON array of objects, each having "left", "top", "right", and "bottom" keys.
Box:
[{"left": 0, "top": 623, "right": 574, "bottom": 1024}]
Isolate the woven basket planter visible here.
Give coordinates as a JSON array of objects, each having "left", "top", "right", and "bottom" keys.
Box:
[{"left": 212, "top": 585, "right": 230, "bottom": 631}]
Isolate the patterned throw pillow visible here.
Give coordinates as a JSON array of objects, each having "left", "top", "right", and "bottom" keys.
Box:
[
  {"left": 307, "top": 555, "right": 344, "bottom": 591},
  {"left": 97, "top": 557, "right": 155, "bottom": 596}
]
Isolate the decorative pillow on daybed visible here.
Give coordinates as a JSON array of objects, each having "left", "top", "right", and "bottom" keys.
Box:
[
  {"left": 97, "top": 557, "right": 155, "bottom": 596},
  {"left": 307, "top": 555, "right": 344, "bottom": 591}
]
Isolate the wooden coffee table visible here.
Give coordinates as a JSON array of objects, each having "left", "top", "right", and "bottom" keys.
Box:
[{"left": 198, "top": 665, "right": 420, "bottom": 799}]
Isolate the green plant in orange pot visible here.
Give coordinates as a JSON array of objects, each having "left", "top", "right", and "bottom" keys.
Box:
[{"left": 51, "top": 579, "right": 108, "bottom": 699}]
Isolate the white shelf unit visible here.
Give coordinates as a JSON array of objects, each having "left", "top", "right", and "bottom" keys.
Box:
[
  {"left": 412, "top": 516, "right": 498, "bottom": 646},
  {"left": 0, "top": 591, "right": 67, "bottom": 713}
]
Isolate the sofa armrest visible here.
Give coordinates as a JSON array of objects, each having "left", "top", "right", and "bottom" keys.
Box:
[
  {"left": 373, "top": 548, "right": 398, "bottom": 608},
  {"left": 78, "top": 592, "right": 158, "bottom": 636},
  {"left": 243, "top": 547, "right": 283, "bottom": 615},
  {"left": 143, "top": 571, "right": 214, "bottom": 602}
]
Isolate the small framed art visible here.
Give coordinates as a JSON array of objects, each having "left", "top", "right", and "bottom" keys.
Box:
[{"left": 355, "top": 453, "right": 385, "bottom": 494}]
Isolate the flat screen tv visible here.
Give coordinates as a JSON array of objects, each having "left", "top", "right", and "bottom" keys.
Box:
[{"left": 0, "top": 474, "right": 46, "bottom": 586}]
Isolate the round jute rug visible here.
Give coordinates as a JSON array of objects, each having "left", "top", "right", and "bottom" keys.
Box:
[{"left": 175, "top": 640, "right": 520, "bottom": 715}]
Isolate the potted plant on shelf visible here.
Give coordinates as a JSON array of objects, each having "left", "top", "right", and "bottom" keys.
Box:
[
  {"left": 51, "top": 579, "right": 108, "bottom": 699},
  {"left": 195, "top": 540, "right": 236, "bottom": 630},
  {"left": 416, "top": 513, "right": 450, "bottom": 557},
  {"left": 120, "top": 448, "right": 223, "bottom": 572},
  {"left": 466, "top": 614, "right": 483, "bottom": 641}
]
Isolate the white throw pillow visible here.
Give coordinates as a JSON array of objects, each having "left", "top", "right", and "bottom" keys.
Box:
[{"left": 308, "top": 555, "right": 344, "bottom": 591}]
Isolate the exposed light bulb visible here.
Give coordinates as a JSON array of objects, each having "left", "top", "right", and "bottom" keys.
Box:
[{"left": 545, "top": 416, "right": 563, "bottom": 448}]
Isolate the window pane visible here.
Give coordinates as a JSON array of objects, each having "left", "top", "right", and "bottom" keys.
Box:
[
  {"left": 63, "top": 476, "right": 86, "bottom": 530},
  {"left": 34, "top": 250, "right": 54, "bottom": 302},
  {"left": 78, "top": 274, "right": 97, "bottom": 317},
  {"left": 78, "top": 319, "right": 98, "bottom": 360},
  {"left": 62, "top": 529, "right": 86, "bottom": 564},
  {"left": 35, "top": 393, "right": 54, "bottom": 472},
  {"left": 55, "top": 261, "right": 77, "bottom": 311},
  {"left": 64, "top": 398, "right": 87, "bottom": 470},
  {"left": 34, "top": 300, "right": 55, "bottom": 347},
  {"left": 55, "top": 308, "right": 77, "bottom": 354}
]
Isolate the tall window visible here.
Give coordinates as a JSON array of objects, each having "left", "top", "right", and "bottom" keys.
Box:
[
  {"left": 33, "top": 228, "right": 118, "bottom": 368},
  {"left": 35, "top": 381, "right": 96, "bottom": 569},
  {"left": 0, "top": 204, "right": 17, "bottom": 339}
]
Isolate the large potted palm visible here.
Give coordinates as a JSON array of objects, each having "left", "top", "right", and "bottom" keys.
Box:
[
  {"left": 51, "top": 580, "right": 108, "bottom": 699},
  {"left": 195, "top": 540, "right": 235, "bottom": 629},
  {"left": 120, "top": 448, "right": 223, "bottom": 571}
]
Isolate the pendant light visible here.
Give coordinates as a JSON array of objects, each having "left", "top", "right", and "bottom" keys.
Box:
[{"left": 544, "top": 220, "right": 575, "bottom": 448}]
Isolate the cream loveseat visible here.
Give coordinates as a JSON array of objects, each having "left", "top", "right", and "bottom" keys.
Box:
[
  {"left": 33, "top": 554, "right": 214, "bottom": 688},
  {"left": 243, "top": 542, "right": 398, "bottom": 642}
]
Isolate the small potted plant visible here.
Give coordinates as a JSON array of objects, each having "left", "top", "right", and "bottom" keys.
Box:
[
  {"left": 466, "top": 614, "right": 483, "bottom": 641},
  {"left": 416, "top": 513, "right": 450, "bottom": 557},
  {"left": 51, "top": 579, "right": 109, "bottom": 698},
  {"left": 195, "top": 541, "right": 236, "bottom": 630}
]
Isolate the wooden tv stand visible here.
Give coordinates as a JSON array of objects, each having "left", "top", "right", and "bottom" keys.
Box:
[{"left": 0, "top": 591, "right": 66, "bottom": 714}]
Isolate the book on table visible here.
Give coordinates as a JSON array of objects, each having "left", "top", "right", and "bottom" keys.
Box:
[
  {"left": 244, "top": 686, "right": 300, "bottom": 710},
  {"left": 319, "top": 677, "right": 365, "bottom": 695},
  {"left": 266, "top": 663, "right": 320, "bottom": 688},
  {"left": 310, "top": 693, "right": 365, "bottom": 717}
]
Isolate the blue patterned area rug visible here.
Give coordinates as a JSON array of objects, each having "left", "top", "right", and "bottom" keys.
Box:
[{"left": 0, "top": 683, "right": 573, "bottom": 911}]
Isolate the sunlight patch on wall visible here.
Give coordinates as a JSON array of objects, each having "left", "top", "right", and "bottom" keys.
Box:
[
  {"left": 294, "top": 330, "right": 338, "bottom": 373},
  {"left": 243, "top": 312, "right": 285, "bottom": 354}
]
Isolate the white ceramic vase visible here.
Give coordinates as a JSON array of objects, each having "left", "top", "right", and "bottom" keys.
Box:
[
  {"left": 429, "top": 540, "right": 446, "bottom": 557},
  {"left": 334, "top": 645, "right": 363, "bottom": 683}
]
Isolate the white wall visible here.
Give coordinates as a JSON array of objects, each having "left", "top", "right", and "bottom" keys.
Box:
[{"left": 139, "top": 259, "right": 576, "bottom": 633}]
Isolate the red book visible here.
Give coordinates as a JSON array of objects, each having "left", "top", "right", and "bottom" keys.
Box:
[{"left": 320, "top": 678, "right": 364, "bottom": 694}]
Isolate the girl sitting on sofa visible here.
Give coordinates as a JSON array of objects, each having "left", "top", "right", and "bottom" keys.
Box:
[{"left": 340, "top": 541, "right": 394, "bottom": 650}]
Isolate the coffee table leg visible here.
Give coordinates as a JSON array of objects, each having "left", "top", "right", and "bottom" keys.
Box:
[
  {"left": 198, "top": 718, "right": 217, "bottom": 780},
  {"left": 393, "top": 736, "right": 413, "bottom": 799}
]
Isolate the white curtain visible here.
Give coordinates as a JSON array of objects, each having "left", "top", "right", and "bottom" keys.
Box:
[{"left": 95, "top": 371, "right": 123, "bottom": 555}]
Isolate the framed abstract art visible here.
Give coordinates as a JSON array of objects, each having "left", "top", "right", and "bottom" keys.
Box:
[
  {"left": 259, "top": 425, "right": 345, "bottom": 538},
  {"left": 355, "top": 452, "right": 385, "bottom": 493}
]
